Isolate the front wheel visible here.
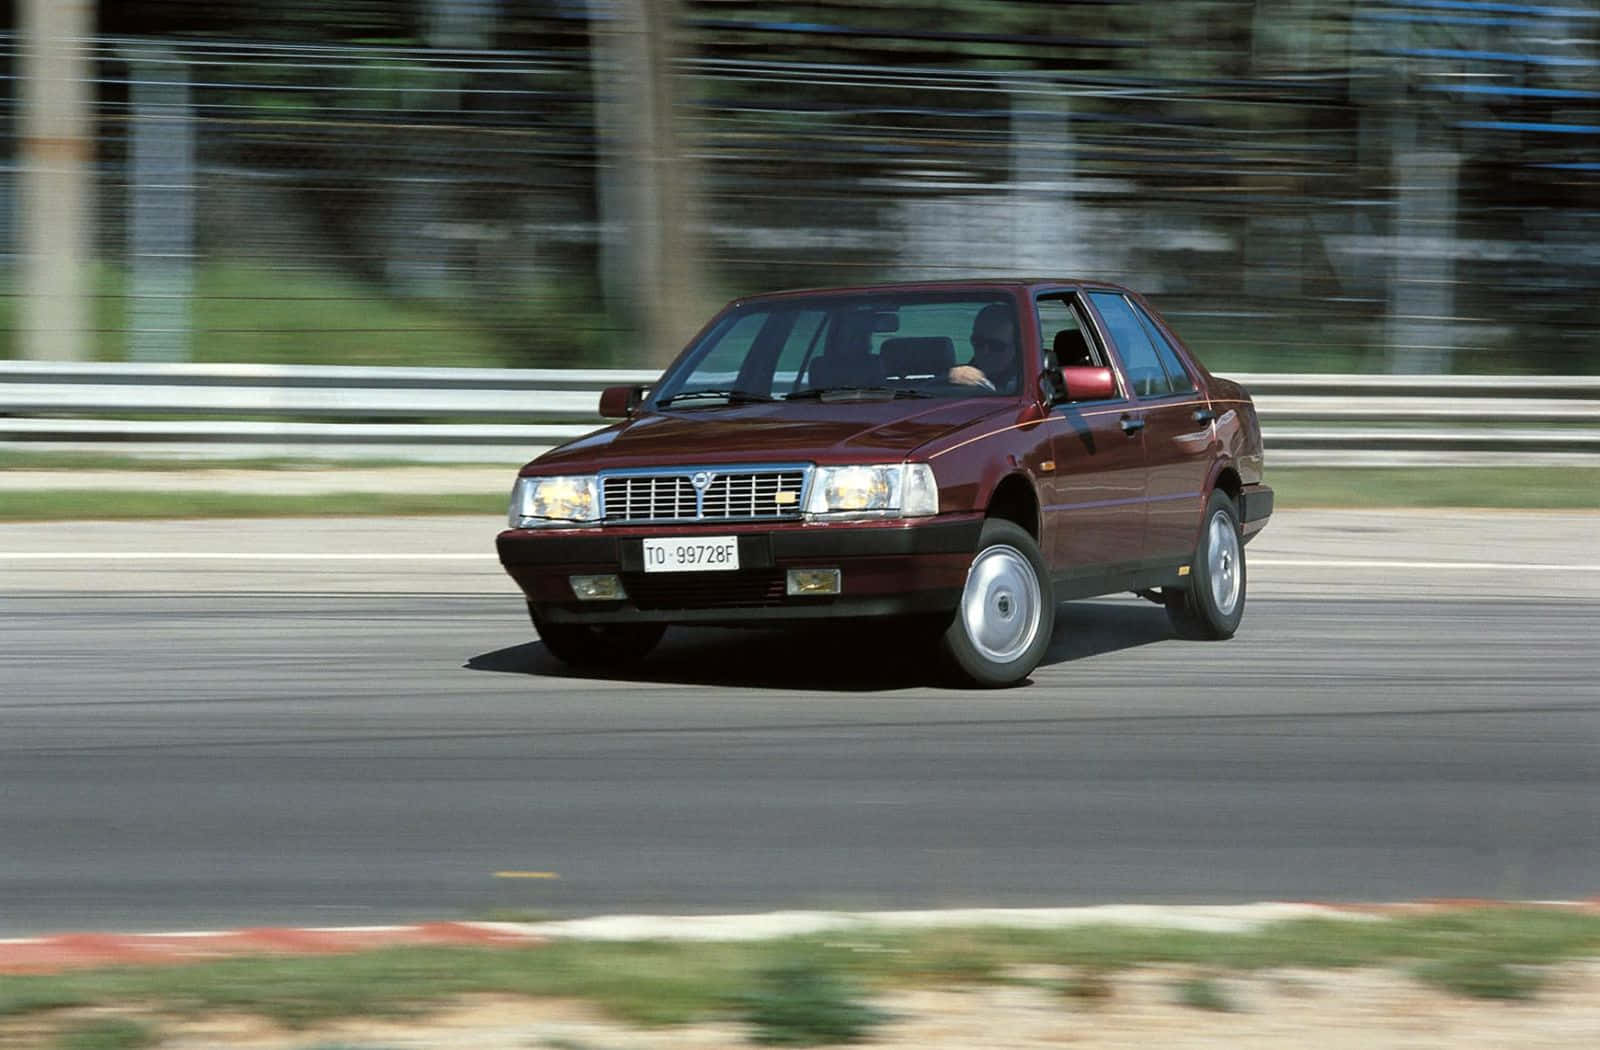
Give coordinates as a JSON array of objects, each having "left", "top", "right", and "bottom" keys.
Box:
[
  {"left": 529, "top": 604, "right": 666, "bottom": 668},
  {"left": 939, "top": 519, "right": 1055, "bottom": 687},
  {"left": 1164, "top": 489, "right": 1246, "bottom": 640}
]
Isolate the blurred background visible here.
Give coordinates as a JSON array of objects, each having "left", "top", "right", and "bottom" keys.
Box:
[{"left": 3, "top": 0, "right": 1596, "bottom": 374}]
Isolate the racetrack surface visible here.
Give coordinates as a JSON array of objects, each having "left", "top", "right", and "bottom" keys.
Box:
[{"left": 2, "top": 512, "right": 1596, "bottom": 935}]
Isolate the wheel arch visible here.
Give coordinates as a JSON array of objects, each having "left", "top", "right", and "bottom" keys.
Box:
[
  {"left": 984, "top": 471, "right": 1041, "bottom": 541},
  {"left": 1210, "top": 463, "right": 1242, "bottom": 506}
]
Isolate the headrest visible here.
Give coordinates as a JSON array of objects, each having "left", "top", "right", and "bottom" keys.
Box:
[
  {"left": 880, "top": 336, "right": 956, "bottom": 378},
  {"left": 1052, "top": 328, "right": 1094, "bottom": 368},
  {"left": 807, "top": 352, "right": 883, "bottom": 390}
]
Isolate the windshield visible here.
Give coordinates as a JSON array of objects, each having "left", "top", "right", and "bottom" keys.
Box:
[{"left": 648, "top": 293, "right": 1022, "bottom": 408}]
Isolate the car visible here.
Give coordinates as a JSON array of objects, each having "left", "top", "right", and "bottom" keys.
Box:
[{"left": 496, "top": 279, "right": 1272, "bottom": 686}]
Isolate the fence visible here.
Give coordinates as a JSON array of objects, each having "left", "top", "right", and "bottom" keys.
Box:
[
  {"left": 2, "top": 362, "right": 1595, "bottom": 467},
  {"left": 4, "top": 6, "right": 1598, "bottom": 375}
]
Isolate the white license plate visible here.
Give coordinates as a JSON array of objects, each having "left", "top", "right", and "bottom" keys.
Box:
[{"left": 642, "top": 536, "right": 740, "bottom": 573}]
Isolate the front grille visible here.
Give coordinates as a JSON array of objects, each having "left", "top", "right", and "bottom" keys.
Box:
[
  {"left": 623, "top": 571, "right": 787, "bottom": 610},
  {"left": 602, "top": 475, "right": 697, "bottom": 522},
  {"left": 602, "top": 469, "right": 806, "bottom": 524}
]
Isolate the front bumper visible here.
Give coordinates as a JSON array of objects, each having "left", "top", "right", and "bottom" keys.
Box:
[{"left": 497, "top": 515, "right": 983, "bottom": 625}]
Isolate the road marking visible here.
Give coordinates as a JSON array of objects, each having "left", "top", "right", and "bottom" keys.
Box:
[
  {"left": 1, "top": 554, "right": 1594, "bottom": 572},
  {"left": 0, "top": 553, "right": 488, "bottom": 561},
  {"left": 1253, "top": 558, "right": 1600, "bottom": 572},
  {"left": 493, "top": 871, "right": 561, "bottom": 880}
]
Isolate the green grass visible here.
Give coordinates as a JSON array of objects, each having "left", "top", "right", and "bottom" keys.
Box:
[
  {"left": 1, "top": 262, "right": 628, "bottom": 370},
  {"left": 0, "top": 489, "right": 504, "bottom": 522},
  {"left": 0, "top": 451, "right": 510, "bottom": 472},
  {"left": 736, "top": 957, "right": 891, "bottom": 1045},
  {"left": 1174, "top": 976, "right": 1236, "bottom": 1012},
  {"left": 2, "top": 466, "right": 1596, "bottom": 522},
  {"left": 2, "top": 909, "right": 1596, "bottom": 1037},
  {"left": 1267, "top": 467, "right": 1600, "bottom": 510}
]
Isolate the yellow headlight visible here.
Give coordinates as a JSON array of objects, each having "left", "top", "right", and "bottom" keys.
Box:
[
  {"left": 510, "top": 475, "right": 599, "bottom": 525},
  {"left": 825, "top": 466, "right": 892, "bottom": 511},
  {"left": 534, "top": 478, "right": 594, "bottom": 520}
]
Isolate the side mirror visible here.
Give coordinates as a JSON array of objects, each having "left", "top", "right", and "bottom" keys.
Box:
[
  {"left": 599, "top": 384, "right": 646, "bottom": 419},
  {"left": 1060, "top": 366, "right": 1115, "bottom": 403}
]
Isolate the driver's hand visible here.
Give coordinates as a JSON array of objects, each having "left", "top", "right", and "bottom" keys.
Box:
[{"left": 948, "top": 365, "right": 993, "bottom": 389}]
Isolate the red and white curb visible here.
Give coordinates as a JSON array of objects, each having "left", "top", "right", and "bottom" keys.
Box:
[
  {"left": 0, "top": 922, "right": 541, "bottom": 975},
  {"left": 4, "top": 900, "right": 1597, "bottom": 975}
]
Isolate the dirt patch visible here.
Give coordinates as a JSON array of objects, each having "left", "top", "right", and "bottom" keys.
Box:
[{"left": 11, "top": 961, "right": 1599, "bottom": 1049}]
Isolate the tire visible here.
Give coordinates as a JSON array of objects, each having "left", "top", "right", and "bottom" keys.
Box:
[
  {"left": 939, "top": 518, "right": 1056, "bottom": 687},
  {"left": 528, "top": 604, "right": 666, "bottom": 668},
  {"left": 1164, "top": 489, "right": 1246, "bottom": 640}
]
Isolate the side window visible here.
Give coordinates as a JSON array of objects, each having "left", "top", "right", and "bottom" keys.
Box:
[
  {"left": 1133, "top": 302, "right": 1196, "bottom": 394},
  {"left": 1036, "top": 295, "right": 1102, "bottom": 371},
  {"left": 1087, "top": 291, "right": 1173, "bottom": 398}
]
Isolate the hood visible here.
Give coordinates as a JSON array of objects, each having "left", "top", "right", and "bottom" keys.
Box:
[{"left": 527, "top": 398, "right": 1017, "bottom": 473}]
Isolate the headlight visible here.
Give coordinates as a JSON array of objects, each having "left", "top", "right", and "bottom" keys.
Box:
[
  {"left": 805, "top": 463, "right": 938, "bottom": 519},
  {"left": 508, "top": 475, "right": 600, "bottom": 527}
]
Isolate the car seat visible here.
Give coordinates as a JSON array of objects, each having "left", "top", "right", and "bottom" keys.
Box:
[{"left": 879, "top": 336, "right": 956, "bottom": 379}]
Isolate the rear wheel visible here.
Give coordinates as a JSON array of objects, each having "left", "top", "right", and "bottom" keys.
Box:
[
  {"left": 1164, "top": 489, "right": 1246, "bottom": 640},
  {"left": 529, "top": 604, "right": 666, "bottom": 668},
  {"left": 939, "top": 518, "right": 1055, "bottom": 687}
]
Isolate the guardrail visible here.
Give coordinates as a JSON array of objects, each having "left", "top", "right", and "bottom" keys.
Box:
[{"left": 1, "top": 361, "right": 1596, "bottom": 466}]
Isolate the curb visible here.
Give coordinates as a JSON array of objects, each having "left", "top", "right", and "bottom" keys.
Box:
[
  {"left": 0, "top": 922, "right": 541, "bottom": 975},
  {"left": 4, "top": 899, "right": 1597, "bottom": 975}
]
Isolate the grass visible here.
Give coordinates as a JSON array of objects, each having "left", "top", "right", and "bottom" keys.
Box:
[
  {"left": 736, "top": 957, "right": 891, "bottom": 1045},
  {"left": 0, "top": 451, "right": 508, "bottom": 472},
  {"left": 0, "top": 489, "right": 504, "bottom": 522},
  {"left": 1, "top": 262, "right": 627, "bottom": 370},
  {"left": 0, "top": 466, "right": 1595, "bottom": 522},
  {"left": 1174, "top": 976, "right": 1236, "bottom": 1012},
  {"left": 1264, "top": 467, "right": 1600, "bottom": 510},
  {"left": 2, "top": 909, "right": 1597, "bottom": 1035}
]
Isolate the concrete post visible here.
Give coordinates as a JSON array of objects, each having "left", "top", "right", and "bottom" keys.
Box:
[
  {"left": 590, "top": 0, "right": 708, "bottom": 366},
  {"left": 125, "top": 45, "right": 194, "bottom": 363},
  {"left": 1386, "top": 140, "right": 1460, "bottom": 375},
  {"left": 19, "top": 0, "right": 94, "bottom": 361}
]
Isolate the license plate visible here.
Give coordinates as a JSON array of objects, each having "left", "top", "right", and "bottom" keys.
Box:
[{"left": 642, "top": 536, "right": 740, "bottom": 573}]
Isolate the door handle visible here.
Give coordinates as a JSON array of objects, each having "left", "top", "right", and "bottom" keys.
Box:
[
  {"left": 1119, "top": 415, "right": 1145, "bottom": 435},
  {"left": 1192, "top": 408, "right": 1216, "bottom": 424}
]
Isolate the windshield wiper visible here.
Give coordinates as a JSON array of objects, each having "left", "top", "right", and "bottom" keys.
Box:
[
  {"left": 787, "top": 386, "right": 932, "bottom": 401},
  {"left": 657, "top": 389, "right": 775, "bottom": 407}
]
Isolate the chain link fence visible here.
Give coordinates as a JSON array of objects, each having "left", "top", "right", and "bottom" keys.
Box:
[{"left": 1, "top": 1, "right": 1596, "bottom": 373}]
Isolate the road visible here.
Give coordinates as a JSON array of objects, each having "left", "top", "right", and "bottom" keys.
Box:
[{"left": 2, "top": 511, "right": 1597, "bottom": 935}]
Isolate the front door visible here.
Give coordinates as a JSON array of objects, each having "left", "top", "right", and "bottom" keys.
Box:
[{"left": 1035, "top": 294, "right": 1147, "bottom": 585}]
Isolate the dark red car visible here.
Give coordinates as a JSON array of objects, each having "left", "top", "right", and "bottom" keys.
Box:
[{"left": 497, "top": 279, "right": 1272, "bottom": 686}]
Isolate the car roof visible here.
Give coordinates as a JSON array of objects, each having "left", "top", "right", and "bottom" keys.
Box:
[{"left": 731, "top": 278, "right": 1134, "bottom": 305}]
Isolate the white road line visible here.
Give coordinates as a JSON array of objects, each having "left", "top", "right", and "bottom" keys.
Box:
[
  {"left": 0, "top": 553, "right": 488, "bottom": 561},
  {"left": 1252, "top": 558, "right": 1599, "bottom": 572},
  {"left": 0, "top": 553, "right": 1595, "bottom": 572}
]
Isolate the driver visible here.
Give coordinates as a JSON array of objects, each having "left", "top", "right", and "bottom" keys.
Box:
[{"left": 948, "top": 303, "right": 1018, "bottom": 392}]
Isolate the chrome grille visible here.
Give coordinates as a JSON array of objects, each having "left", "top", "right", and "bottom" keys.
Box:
[
  {"left": 602, "top": 475, "right": 697, "bottom": 522},
  {"left": 601, "top": 468, "right": 806, "bottom": 524}
]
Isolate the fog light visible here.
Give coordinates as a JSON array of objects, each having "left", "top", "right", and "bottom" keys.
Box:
[
  {"left": 570, "top": 574, "right": 626, "bottom": 601},
  {"left": 786, "top": 568, "right": 841, "bottom": 596}
]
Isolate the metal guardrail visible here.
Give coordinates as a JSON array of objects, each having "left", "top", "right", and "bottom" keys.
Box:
[{"left": 1, "top": 361, "right": 1596, "bottom": 466}]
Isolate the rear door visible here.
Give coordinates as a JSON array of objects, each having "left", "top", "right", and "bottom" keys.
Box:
[{"left": 1084, "top": 291, "right": 1215, "bottom": 565}]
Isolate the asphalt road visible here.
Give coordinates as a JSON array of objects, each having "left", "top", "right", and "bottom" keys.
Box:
[{"left": 2, "top": 512, "right": 1597, "bottom": 935}]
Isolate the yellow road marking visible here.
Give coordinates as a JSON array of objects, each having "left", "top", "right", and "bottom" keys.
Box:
[{"left": 493, "top": 871, "right": 561, "bottom": 880}]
